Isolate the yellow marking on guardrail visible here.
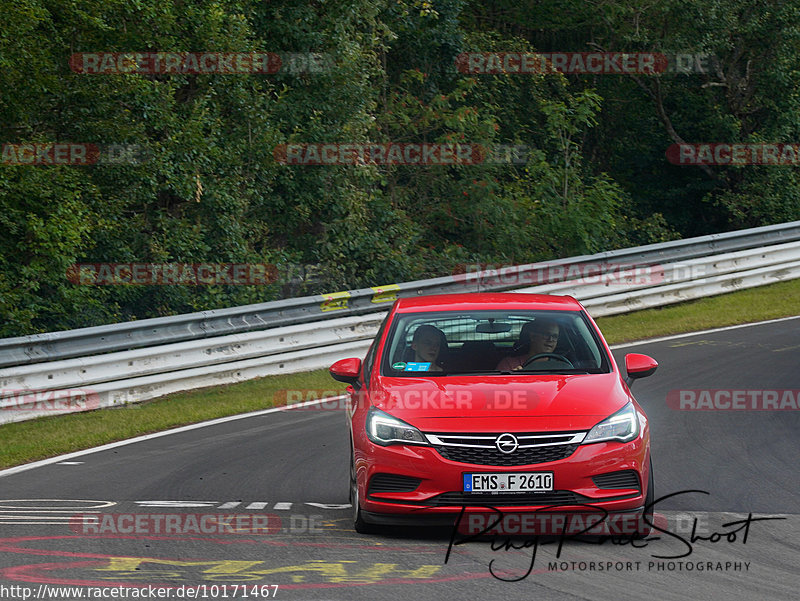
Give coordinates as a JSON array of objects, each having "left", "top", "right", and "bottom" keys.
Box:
[
  {"left": 320, "top": 291, "right": 351, "bottom": 312},
  {"left": 371, "top": 284, "right": 400, "bottom": 304}
]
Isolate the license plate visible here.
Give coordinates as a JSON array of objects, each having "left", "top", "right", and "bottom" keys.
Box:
[{"left": 463, "top": 472, "right": 554, "bottom": 493}]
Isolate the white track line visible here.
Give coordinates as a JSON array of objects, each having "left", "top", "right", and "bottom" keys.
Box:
[
  {"left": 2, "top": 314, "right": 799, "bottom": 479},
  {"left": 609, "top": 314, "right": 800, "bottom": 349},
  {"left": 0, "top": 395, "right": 347, "bottom": 479}
]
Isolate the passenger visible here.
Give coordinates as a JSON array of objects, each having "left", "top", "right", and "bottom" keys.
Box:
[
  {"left": 496, "top": 319, "right": 559, "bottom": 371},
  {"left": 411, "top": 324, "right": 446, "bottom": 372}
]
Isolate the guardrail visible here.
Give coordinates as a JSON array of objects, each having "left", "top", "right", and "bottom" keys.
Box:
[
  {"left": 2, "top": 219, "right": 800, "bottom": 368},
  {"left": 2, "top": 221, "right": 800, "bottom": 424}
]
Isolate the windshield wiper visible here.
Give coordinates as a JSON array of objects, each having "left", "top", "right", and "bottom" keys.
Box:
[
  {"left": 395, "top": 369, "right": 599, "bottom": 376},
  {"left": 442, "top": 370, "right": 506, "bottom": 375},
  {"left": 517, "top": 369, "right": 592, "bottom": 374}
]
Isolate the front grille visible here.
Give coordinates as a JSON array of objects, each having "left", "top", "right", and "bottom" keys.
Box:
[
  {"left": 435, "top": 444, "right": 579, "bottom": 466},
  {"left": 368, "top": 473, "right": 422, "bottom": 494},
  {"left": 426, "top": 431, "right": 584, "bottom": 466},
  {"left": 425, "top": 491, "right": 589, "bottom": 507},
  {"left": 592, "top": 470, "right": 640, "bottom": 490}
]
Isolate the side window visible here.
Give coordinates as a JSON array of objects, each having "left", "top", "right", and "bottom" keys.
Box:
[{"left": 361, "top": 313, "right": 391, "bottom": 387}]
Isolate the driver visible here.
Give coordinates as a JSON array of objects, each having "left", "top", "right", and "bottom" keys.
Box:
[{"left": 496, "top": 319, "right": 560, "bottom": 371}]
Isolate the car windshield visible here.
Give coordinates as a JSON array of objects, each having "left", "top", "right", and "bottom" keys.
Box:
[{"left": 380, "top": 310, "right": 611, "bottom": 376}]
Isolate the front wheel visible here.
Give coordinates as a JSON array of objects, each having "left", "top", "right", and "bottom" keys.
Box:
[
  {"left": 635, "top": 457, "right": 654, "bottom": 538},
  {"left": 350, "top": 449, "right": 376, "bottom": 534}
]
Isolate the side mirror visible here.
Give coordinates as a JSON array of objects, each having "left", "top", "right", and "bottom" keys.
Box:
[
  {"left": 624, "top": 353, "right": 658, "bottom": 387},
  {"left": 330, "top": 357, "right": 362, "bottom": 385}
]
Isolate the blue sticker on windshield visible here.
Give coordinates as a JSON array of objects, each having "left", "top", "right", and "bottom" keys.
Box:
[{"left": 405, "top": 362, "right": 432, "bottom": 371}]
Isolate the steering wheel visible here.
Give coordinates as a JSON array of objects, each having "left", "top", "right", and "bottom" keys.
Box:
[{"left": 521, "top": 353, "right": 574, "bottom": 369}]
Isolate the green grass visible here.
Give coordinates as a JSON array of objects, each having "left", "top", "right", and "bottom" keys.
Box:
[
  {"left": 2, "top": 278, "right": 799, "bottom": 470},
  {"left": 0, "top": 370, "right": 347, "bottom": 469},
  {"left": 596, "top": 277, "right": 800, "bottom": 344}
]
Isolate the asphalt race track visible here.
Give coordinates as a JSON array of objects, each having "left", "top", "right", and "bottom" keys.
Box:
[{"left": 1, "top": 317, "right": 798, "bottom": 600}]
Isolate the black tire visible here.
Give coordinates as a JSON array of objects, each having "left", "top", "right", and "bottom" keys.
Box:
[
  {"left": 350, "top": 449, "right": 376, "bottom": 534},
  {"left": 634, "top": 457, "right": 654, "bottom": 538}
]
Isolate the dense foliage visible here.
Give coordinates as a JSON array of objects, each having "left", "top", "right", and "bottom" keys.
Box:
[{"left": 1, "top": 0, "right": 798, "bottom": 335}]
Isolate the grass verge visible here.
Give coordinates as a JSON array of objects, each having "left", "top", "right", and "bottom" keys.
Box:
[
  {"left": 0, "top": 370, "right": 347, "bottom": 469},
  {"left": 1, "top": 278, "right": 799, "bottom": 469},
  {"left": 595, "top": 278, "right": 800, "bottom": 344}
]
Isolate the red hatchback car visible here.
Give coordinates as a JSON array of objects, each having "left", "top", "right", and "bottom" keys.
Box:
[{"left": 330, "top": 293, "right": 658, "bottom": 535}]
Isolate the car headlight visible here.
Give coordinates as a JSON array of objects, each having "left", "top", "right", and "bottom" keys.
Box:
[
  {"left": 366, "top": 407, "right": 428, "bottom": 446},
  {"left": 583, "top": 401, "right": 639, "bottom": 444}
]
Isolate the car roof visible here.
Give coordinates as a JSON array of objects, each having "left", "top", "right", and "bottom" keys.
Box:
[{"left": 394, "top": 292, "right": 583, "bottom": 313}]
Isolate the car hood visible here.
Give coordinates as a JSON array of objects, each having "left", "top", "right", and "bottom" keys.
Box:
[{"left": 371, "top": 373, "right": 629, "bottom": 432}]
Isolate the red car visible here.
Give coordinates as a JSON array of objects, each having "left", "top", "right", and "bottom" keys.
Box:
[{"left": 330, "top": 293, "right": 658, "bottom": 536}]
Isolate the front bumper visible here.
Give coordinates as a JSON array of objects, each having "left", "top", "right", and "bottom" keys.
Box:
[{"left": 355, "top": 435, "right": 649, "bottom": 522}]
